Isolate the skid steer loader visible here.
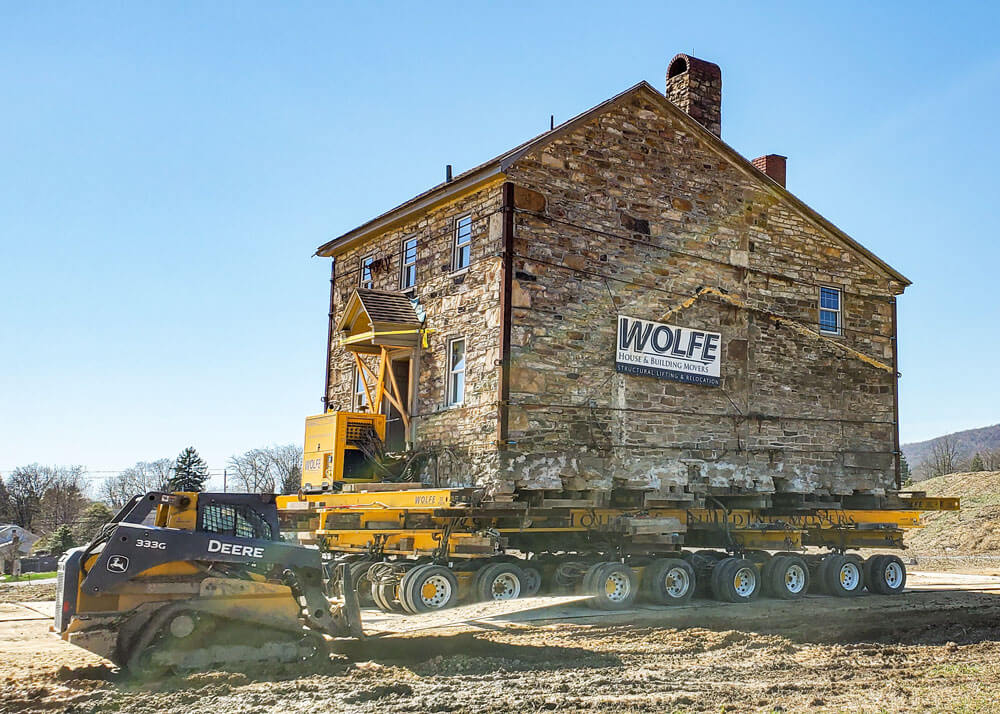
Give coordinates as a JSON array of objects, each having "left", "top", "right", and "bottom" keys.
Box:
[{"left": 55, "top": 491, "right": 361, "bottom": 676}]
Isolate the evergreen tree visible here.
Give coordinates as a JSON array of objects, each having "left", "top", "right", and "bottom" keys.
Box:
[
  {"left": 899, "top": 454, "right": 911, "bottom": 483},
  {"left": 167, "top": 447, "right": 208, "bottom": 492},
  {"left": 45, "top": 524, "right": 76, "bottom": 556},
  {"left": 970, "top": 452, "right": 985, "bottom": 472},
  {"left": 73, "top": 502, "right": 115, "bottom": 544}
]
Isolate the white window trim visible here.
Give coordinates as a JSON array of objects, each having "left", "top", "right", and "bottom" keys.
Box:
[
  {"left": 446, "top": 336, "right": 466, "bottom": 407},
  {"left": 353, "top": 365, "right": 369, "bottom": 410},
  {"left": 819, "top": 286, "right": 843, "bottom": 336},
  {"left": 452, "top": 214, "right": 472, "bottom": 273},
  {"left": 360, "top": 254, "right": 375, "bottom": 289},
  {"left": 400, "top": 236, "right": 418, "bottom": 291}
]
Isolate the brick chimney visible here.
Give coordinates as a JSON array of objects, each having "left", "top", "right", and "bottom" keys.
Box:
[
  {"left": 752, "top": 154, "right": 787, "bottom": 187},
  {"left": 665, "top": 53, "right": 722, "bottom": 137}
]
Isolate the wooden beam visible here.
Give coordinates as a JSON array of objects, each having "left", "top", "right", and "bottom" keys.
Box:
[
  {"left": 373, "top": 347, "right": 388, "bottom": 414},
  {"left": 353, "top": 352, "right": 375, "bottom": 411},
  {"left": 385, "top": 359, "right": 410, "bottom": 430}
]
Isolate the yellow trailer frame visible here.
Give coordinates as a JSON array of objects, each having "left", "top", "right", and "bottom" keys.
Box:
[{"left": 276, "top": 488, "right": 959, "bottom": 559}]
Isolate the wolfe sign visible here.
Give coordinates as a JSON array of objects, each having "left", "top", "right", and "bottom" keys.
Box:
[{"left": 616, "top": 315, "right": 721, "bottom": 387}]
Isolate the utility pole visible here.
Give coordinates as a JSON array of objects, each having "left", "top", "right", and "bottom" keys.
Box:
[{"left": 223, "top": 469, "right": 227, "bottom": 493}]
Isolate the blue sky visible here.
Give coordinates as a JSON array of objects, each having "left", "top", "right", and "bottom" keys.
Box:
[{"left": 2, "top": 2, "right": 998, "bottom": 487}]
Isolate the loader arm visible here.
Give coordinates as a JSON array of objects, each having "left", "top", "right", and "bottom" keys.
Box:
[{"left": 56, "top": 492, "right": 362, "bottom": 676}]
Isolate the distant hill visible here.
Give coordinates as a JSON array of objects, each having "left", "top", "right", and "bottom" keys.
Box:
[
  {"left": 902, "top": 423, "right": 1000, "bottom": 479},
  {"left": 904, "top": 470, "right": 1000, "bottom": 556}
]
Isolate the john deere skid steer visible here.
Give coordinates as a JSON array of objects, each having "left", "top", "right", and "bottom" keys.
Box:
[{"left": 55, "top": 491, "right": 361, "bottom": 676}]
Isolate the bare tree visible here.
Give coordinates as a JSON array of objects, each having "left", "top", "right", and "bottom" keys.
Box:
[
  {"left": 5, "top": 466, "right": 50, "bottom": 530},
  {"left": 227, "top": 444, "right": 303, "bottom": 494},
  {"left": 929, "top": 435, "right": 960, "bottom": 478},
  {"left": 982, "top": 449, "right": 1000, "bottom": 471},
  {"left": 100, "top": 459, "right": 172, "bottom": 508},
  {"left": 4, "top": 465, "right": 86, "bottom": 532},
  {"left": 38, "top": 467, "right": 88, "bottom": 531},
  {"left": 269, "top": 444, "right": 304, "bottom": 495},
  {"left": 228, "top": 449, "right": 275, "bottom": 493}
]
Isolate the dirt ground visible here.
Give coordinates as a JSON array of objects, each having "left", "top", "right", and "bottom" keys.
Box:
[{"left": 2, "top": 569, "right": 1000, "bottom": 714}]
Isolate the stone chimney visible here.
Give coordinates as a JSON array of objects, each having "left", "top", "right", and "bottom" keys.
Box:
[
  {"left": 752, "top": 154, "right": 787, "bottom": 187},
  {"left": 666, "top": 53, "right": 722, "bottom": 137}
]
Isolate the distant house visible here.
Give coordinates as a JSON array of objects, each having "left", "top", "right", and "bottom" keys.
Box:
[
  {"left": 316, "top": 54, "right": 908, "bottom": 508},
  {"left": 0, "top": 525, "right": 39, "bottom": 575}
]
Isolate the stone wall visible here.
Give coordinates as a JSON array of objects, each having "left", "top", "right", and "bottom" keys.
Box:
[
  {"left": 325, "top": 182, "right": 505, "bottom": 491},
  {"left": 500, "top": 87, "right": 901, "bottom": 501}
]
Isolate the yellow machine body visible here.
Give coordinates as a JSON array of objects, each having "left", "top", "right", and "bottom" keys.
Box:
[{"left": 301, "top": 411, "right": 387, "bottom": 492}]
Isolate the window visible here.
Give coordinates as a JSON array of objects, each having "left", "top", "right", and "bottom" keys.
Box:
[
  {"left": 401, "top": 237, "right": 418, "bottom": 290},
  {"left": 453, "top": 215, "right": 472, "bottom": 272},
  {"left": 360, "top": 255, "right": 374, "bottom": 289},
  {"left": 447, "top": 337, "right": 466, "bottom": 406},
  {"left": 354, "top": 366, "right": 368, "bottom": 409},
  {"left": 819, "top": 287, "right": 842, "bottom": 334},
  {"left": 199, "top": 503, "right": 273, "bottom": 541}
]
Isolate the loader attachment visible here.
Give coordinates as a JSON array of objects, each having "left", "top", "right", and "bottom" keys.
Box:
[{"left": 56, "top": 492, "right": 363, "bottom": 676}]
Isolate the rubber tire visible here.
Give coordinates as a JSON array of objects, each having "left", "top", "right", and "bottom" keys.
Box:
[
  {"left": 824, "top": 555, "right": 864, "bottom": 598},
  {"left": 521, "top": 565, "right": 542, "bottom": 597},
  {"left": 868, "top": 554, "right": 907, "bottom": 595},
  {"left": 349, "top": 559, "right": 375, "bottom": 607},
  {"left": 760, "top": 556, "right": 783, "bottom": 597},
  {"left": 709, "top": 557, "right": 738, "bottom": 600},
  {"left": 374, "top": 576, "right": 406, "bottom": 613},
  {"left": 811, "top": 556, "right": 834, "bottom": 595},
  {"left": 863, "top": 556, "right": 879, "bottom": 592},
  {"left": 585, "top": 562, "right": 638, "bottom": 611},
  {"left": 370, "top": 578, "right": 388, "bottom": 611},
  {"left": 713, "top": 558, "right": 761, "bottom": 603},
  {"left": 768, "top": 555, "right": 810, "bottom": 600},
  {"left": 580, "top": 561, "right": 607, "bottom": 596},
  {"left": 643, "top": 558, "right": 696, "bottom": 605},
  {"left": 401, "top": 565, "right": 459, "bottom": 613},
  {"left": 398, "top": 564, "right": 431, "bottom": 614},
  {"left": 475, "top": 562, "right": 526, "bottom": 601}
]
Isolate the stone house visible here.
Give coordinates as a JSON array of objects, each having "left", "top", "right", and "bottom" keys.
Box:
[{"left": 316, "top": 54, "right": 909, "bottom": 508}]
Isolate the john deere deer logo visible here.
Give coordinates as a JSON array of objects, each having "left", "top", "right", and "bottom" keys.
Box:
[{"left": 106, "top": 555, "right": 129, "bottom": 573}]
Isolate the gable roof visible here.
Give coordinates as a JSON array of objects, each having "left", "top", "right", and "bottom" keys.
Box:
[
  {"left": 317, "top": 81, "right": 910, "bottom": 287},
  {"left": 336, "top": 288, "right": 422, "bottom": 332}
]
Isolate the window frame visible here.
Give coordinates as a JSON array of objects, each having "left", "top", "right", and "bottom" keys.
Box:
[
  {"left": 452, "top": 214, "right": 472, "bottom": 273},
  {"left": 818, "top": 286, "right": 843, "bottom": 335},
  {"left": 400, "top": 236, "right": 418, "bottom": 291},
  {"left": 353, "top": 365, "right": 369, "bottom": 410},
  {"left": 360, "top": 254, "right": 375, "bottom": 289},
  {"left": 446, "top": 336, "right": 467, "bottom": 407}
]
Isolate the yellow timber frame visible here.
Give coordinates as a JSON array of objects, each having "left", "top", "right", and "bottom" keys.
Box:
[
  {"left": 349, "top": 344, "right": 412, "bottom": 433},
  {"left": 276, "top": 489, "right": 960, "bottom": 559}
]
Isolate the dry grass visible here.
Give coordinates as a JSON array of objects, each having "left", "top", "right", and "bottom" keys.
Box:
[{"left": 907, "top": 471, "right": 1000, "bottom": 556}]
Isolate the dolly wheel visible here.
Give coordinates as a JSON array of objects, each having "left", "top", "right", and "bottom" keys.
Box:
[
  {"left": 644, "top": 558, "right": 695, "bottom": 605},
  {"left": 768, "top": 555, "right": 809, "bottom": 600},
  {"left": 825, "top": 555, "right": 864, "bottom": 597},
  {"left": 868, "top": 554, "right": 907, "bottom": 595},
  {"left": 584, "top": 562, "right": 638, "bottom": 610},
  {"left": 475, "top": 562, "right": 525, "bottom": 601},
  {"left": 521, "top": 565, "right": 543, "bottom": 597},
  {"left": 713, "top": 558, "right": 760, "bottom": 603},
  {"left": 401, "top": 565, "right": 459, "bottom": 613},
  {"left": 709, "top": 557, "right": 737, "bottom": 600}
]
